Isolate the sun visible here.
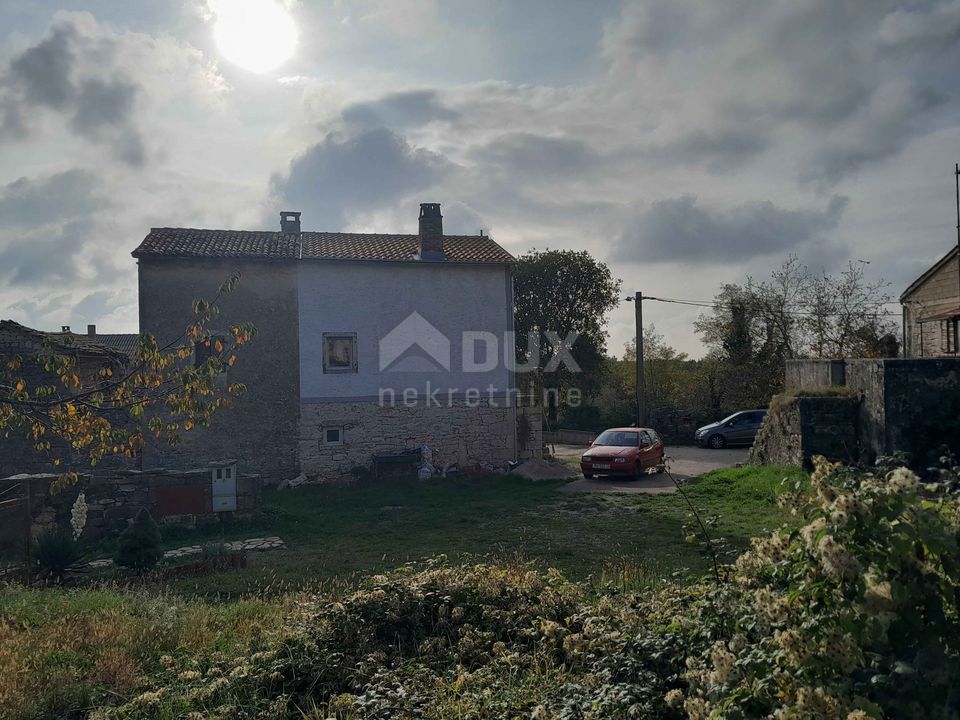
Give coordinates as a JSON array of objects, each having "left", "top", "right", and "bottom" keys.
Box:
[{"left": 211, "top": 0, "right": 297, "bottom": 74}]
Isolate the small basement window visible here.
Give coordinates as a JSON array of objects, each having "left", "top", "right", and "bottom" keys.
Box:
[
  {"left": 323, "top": 333, "right": 358, "bottom": 373},
  {"left": 323, "top": 426, "right": 343, "bottom": 445}
]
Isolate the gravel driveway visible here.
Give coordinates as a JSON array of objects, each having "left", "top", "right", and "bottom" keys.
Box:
[{"left": 552, "top": 443, "right": 750, "bottom": 494}]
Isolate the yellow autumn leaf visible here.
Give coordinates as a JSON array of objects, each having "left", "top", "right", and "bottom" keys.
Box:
[
  {"left": 15, "top": 381, "right": 23, "bottom": 392},
  {"left": 215, "top": 340, "right": 223, "bottom": 352}
]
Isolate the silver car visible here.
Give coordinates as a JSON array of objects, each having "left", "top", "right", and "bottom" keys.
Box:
[{"left": 694, "top": 410, "right": 767, "bottom": 448}]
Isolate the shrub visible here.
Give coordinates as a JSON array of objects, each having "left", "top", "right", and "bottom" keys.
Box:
[
  {"left": 33, "top": 528, "right": 84, "bottom": 582},
  {"left": 681, "top": 456, "right": 960, "bottom": 719},
  {"left": 114, "top": 508, "right": 163, "bottom": 571}
]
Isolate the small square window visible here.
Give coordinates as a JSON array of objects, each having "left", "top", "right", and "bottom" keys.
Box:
[
  {"left": 323, "top": 426, "right": 343, "bottom": 445},
  {"left": 323, "top": 333, "right": 358, "bottom": 373}
]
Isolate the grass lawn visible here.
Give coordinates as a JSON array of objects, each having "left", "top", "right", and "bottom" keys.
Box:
[{"left": 91, "top": 464, "right": 807, "bottom": 599}]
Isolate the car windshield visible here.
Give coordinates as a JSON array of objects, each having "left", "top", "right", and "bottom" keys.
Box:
[
  {"left": 594, "top": 430, "right": 638, "bottom": 446},
  {"left": 719, "top": 412, "right": 743, "bottom": 424}
]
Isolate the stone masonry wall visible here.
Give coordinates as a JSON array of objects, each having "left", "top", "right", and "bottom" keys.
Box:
[
  {"left": 300, "top": 399, "right": 542, "bottom": 482},
  {"left": 0, "top": 328, "right": 134, "bottom": 478},
  {"left": 749, "top": 395, "right": 860, "bottom": 468},
  {"left": 137, "top": 257, "right": 300, "bottom": 483},
  {"left": 10, "top": 469, "right": 262, "bottom": 543},
  {"left": 785, "top": 358, "right": 960, "bottom": 463}
]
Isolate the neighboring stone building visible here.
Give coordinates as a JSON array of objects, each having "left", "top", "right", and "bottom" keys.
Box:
[
  {"left": 132, "top": 204, "right": 541, "bottom": 483},
  {"left": 901, "top": 245, "right": 959, "bottom": 358},
  {"left": 751, "top": 357, "right": 960, "bottom": 468},
  {"left": 0, "top": 320, "right": 138, "bottom": 476}
]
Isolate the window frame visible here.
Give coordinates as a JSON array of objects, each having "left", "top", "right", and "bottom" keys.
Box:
[
  {"left": 322, "top": 426, "right": 344, "bottom": 445},
  {"left": 940, "top": 318, "right": 958, "bottom": 354},
  {"left": 322, "top": 332, "right": 358, "bottom": 374}
]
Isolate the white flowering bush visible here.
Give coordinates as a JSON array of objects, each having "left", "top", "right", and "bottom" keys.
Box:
[
  {"left": 681, "top": 456, "right": 960, "bottom": 719},
  {"left": 70, "top": 491, "right": 87, "bottom": 540}
]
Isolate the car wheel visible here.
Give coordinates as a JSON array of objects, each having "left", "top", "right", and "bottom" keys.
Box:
[
  {"left": 708, "top": 434, "right": 726, "bottom": 449},
  {"left": 634, "top": 462, "right": 646, "bottom": 480},
  {"left": 583, "top": 472, "right": 594, "bottom": 479}
]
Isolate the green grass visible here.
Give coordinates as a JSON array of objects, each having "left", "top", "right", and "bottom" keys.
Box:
[{"left": 92, "top": 465, "right": 808, "bottom": 599}]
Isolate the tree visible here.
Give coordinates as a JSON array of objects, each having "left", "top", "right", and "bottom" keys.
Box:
[
  {"left": 513, "top": 249, "right": 622, "bottom": 402},
  {"left": 804, "top": 261, "right": 895, "bottom": 358},
  {"left": 696, "top": 257, "right": 895, "bottom": 363},
  {"left": 0, "top": 273, "right": 256, "bottom": 486},
  {"left": 623, "top": 324, "right": 689, "bottom": 362}
]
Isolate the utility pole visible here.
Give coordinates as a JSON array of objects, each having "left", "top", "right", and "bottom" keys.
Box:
[
  {"left": 955, "top": 163, "right": 959, "bottom": 304},
  {"left": 626, "top": 291, "right": 645, "bottom": 427}
]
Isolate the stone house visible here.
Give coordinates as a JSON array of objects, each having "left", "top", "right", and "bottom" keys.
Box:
[
  {"left": 0, "top": 320, "right": 138, "bottom": 476},
  {"left": 901, "top": 245, "right": 959, "bottom": 358},
  {"left": 132, "top": 203, "right": 542, "bottom": 483}
]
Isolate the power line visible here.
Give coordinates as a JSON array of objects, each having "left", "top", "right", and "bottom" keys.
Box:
[{"left": 638, "top": 295, "right": 897, "bottom": 319}]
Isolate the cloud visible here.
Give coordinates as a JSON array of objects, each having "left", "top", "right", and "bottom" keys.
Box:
[
  {"left": 471, "top": 133, "right": 600, "bottom": 180},
  {"left": 341, "top": 89, "right": 459, "bottom": 129},
  {"left": 70, "top": 78, "right": 145, "bottom": 165},
  {"left": 614, "top": 195, "right": 848, "bottom": 265},
  {"left": 0, "top": 169, "right": 108, "bottom": 285},
  {"left": 599, "top": 0, "right": 960, "bottom": 185},
  {"left": 269, "top": 127, "right": 454, "bottom": 229},
  {"left": 0, "top": 169, "right": 104, "bottom": 227},
  {"left": 0, "top": 12, "right": 145, "bottom": 165}
]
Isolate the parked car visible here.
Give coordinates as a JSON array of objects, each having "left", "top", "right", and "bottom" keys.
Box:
[
  {"left": 580, "top": 427, "right": 666, "bottom": 479},
  {"left": 694, "top": 410, "right": 767, "bottom": 448}
]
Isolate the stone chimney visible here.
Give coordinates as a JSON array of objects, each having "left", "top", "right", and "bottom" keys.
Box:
[
  {"left": 280, "top": 211, "right": 301, "bottom": 233},
  {"left": 87, "top": 324, "right": 96, "bottom": 337},
  {"left": 418, "top": 203, "right": 445, "bottom": 261}
]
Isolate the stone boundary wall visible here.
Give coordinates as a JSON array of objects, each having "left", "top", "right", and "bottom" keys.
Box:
[
  {"left": 544, "top": 429, "right": 597, "bottom": 446},
  {"left": 5, "top": 469, "right": 261, "bottom": 543},
  {"left": 785, "top": 358, "right": 960, "bottom": 462},
  {"left": 749, "top": 395, "right": 860, "bottom": 468},
  {"left": 299, "top": 399, "right": 543, "bottom": 483}
]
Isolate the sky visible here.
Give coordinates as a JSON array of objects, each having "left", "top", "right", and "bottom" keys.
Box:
[{"left": 1, "top": 0, "right": 959, "bottom": 358}]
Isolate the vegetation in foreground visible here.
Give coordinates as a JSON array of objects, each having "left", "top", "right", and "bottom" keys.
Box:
[{"left": 2, "top": 457, "right": 958, "bottom": 719}]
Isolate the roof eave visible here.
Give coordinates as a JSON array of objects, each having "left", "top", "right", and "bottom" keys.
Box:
[{"left": 900, "top": 246, "right": 960, "bottom": 301}]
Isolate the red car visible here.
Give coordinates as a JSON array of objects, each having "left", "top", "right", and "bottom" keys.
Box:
[{"left": 580, "top": 427, "right": 666, "bottom": 479}]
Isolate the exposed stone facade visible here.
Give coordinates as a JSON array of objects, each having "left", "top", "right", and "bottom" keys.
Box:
[
  {"left": 300, "top": 399, "right": 542, "bottom": 482},
  {"left": 137, "top": 257, "right": 300, "bottom": 483},
  {"left": 900, "top": 247, "right": 959, "bottom": 358},
  {"left": 748, "top": 395, "right": 860, "bottom": 467},
  {"left": 0, "top": 321, "right": 136, "bottom": 477},
  {"left": 5, "top": 468, "right": 261, "bottom": 543},
  {"left": 768, "top": 358, "right": 960, "bottom": 466}
]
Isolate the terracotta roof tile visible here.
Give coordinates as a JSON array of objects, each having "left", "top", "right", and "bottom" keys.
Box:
[
  {"left": 133, "top": 229, "right": 300, "bottom": 259},
  {"left": 132, "top": 228, "right": 514, "bottom": 264}
]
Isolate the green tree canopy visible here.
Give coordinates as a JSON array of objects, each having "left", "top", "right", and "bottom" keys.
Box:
[{"left": 513, "top": 249, "right": 622, "bottom": 397}]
